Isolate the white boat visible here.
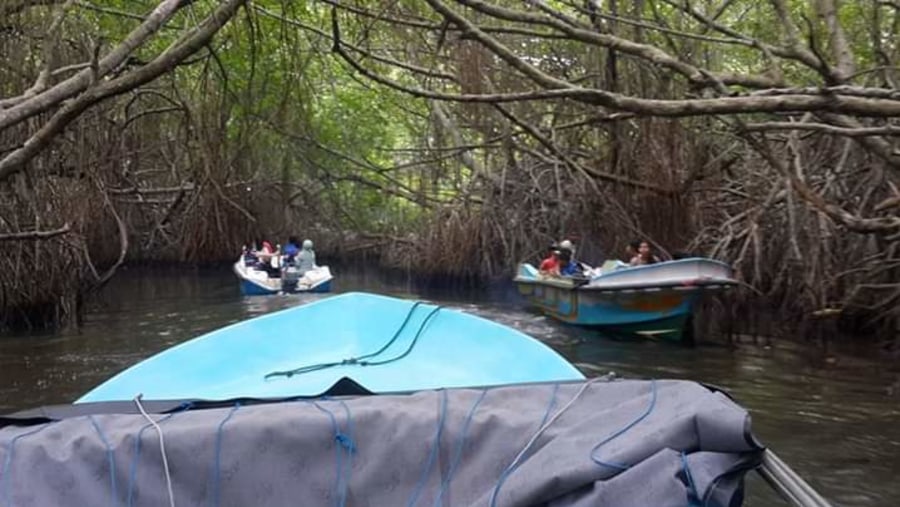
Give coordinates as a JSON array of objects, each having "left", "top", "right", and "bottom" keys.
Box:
[{"left": 233, "top": 257, "right": 333, "bottom": 295}]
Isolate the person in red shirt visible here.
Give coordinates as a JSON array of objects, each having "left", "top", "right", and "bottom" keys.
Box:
[{"left": 539, "top": 248, "right": 561, "bottom": 276}]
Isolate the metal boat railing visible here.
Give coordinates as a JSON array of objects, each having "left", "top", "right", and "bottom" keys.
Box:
[{"left": 758, "top": 449, "right": 833, "bottom": 507}]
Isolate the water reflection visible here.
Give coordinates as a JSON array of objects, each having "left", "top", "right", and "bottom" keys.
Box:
[{"left": 0, "top": 265, "right": 897, "bottom": 506}]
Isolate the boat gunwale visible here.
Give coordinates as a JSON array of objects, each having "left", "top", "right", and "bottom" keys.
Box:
[{"left": 581, "top": 257, "right": 734, "bottom": 282}]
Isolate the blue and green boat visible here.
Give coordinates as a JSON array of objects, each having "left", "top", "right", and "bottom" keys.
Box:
[{"left": 514, "top": 258, "right": 738, "bottom": 342}]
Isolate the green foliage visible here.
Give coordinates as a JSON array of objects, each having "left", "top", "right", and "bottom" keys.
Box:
[{"left": 83, "top": 0, "right": 438, "bottom": 232}]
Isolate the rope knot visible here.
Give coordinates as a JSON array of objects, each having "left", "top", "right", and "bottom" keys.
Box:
[
  {"left": 340, "top": 358, "right": 359, "bottom": 365},
  {"left": 335, "top": 433, "right": 356, "bottom": 453}
]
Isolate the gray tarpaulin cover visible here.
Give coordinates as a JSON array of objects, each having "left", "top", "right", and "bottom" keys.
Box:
[{"left": 0, "top": 379, "right": 763, "bottom": 506}]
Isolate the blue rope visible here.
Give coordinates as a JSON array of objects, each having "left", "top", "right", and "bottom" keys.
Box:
[
  {"left": 406, "top": 390, "right": 448, "bottom": 507},
  {"left": 2, "top": 423, "right": 52, "bottom": 507},
  {"left": 314, "top": 400, "right": 355, "bottom": 507},
  {"left": 351, "top": 302, "right": 423, "bottom": 361},
  {"left": 126, "top": 413, "right": 177, "bottom": 507},
  {"left": 313, "top": 401, "right": 343, "bottom": 507},
  {"left": 538, "top": 383, "right": 560, "bottom": 429},
  {"left": 265, "top": 301, "right": 435, "bottom": 379},
  {"left": 209, "top": 403, "right": 240, "bottom": 507},
  {"left": 335, "top": 399, "right": 356, "bottom": 507},
  {"left": 432, "top": 389, "right": 487, "bottom": 507},
  {"left": 590, "top": 380, "right": 658, "bottom": 471},
  {"left": 88, "top": 415, "right": 119, "bottom": 507},
  {"left": 489, "top": 383, "right": 559, "bottom": 507},
  {"left": 681, "top": 451, "right": 701, "bottom": 507},
  {"left": 362, "top": 306, "right": 441, "bottom": 366}
]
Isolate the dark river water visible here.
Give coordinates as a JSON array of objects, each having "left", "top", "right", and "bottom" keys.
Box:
[{"left": 1, "top": 265, "right": 898, "bottom": 506}]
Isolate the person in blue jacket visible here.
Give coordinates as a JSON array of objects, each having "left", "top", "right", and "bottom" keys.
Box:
[
  {"left": 282, "top": 236, "right": 300, "bottom": 265},
  {"left": 558, "top": 247, "right": 581, "bottom": 276}
]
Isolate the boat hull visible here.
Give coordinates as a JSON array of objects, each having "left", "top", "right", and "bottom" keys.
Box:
[
  {"left": 234, "top": 260, "right": 333, "bottom": 295},
  {"left": 514, "top": 258, "right": 736, "bottom": 342},
  {"left": 515, "top": 281, "right": 695, "bottom": 341},
  {"left": 240, "top": 277, "right": 279, "bottom": 296},
  {"left": 77, "top": 292, "right": 583, "bottom": 402},
  {"left": 306, "top": 279, "right": 332, "bottom": 293}
]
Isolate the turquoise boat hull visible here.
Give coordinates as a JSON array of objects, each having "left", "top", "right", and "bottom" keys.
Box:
[
  {"left": 514, "top": 258, "right": 737, "bottom": 342},
  {"left": 516, "top": 281, "right": 695, "bottom": 341},
  {"left": 78, "top": 292, "right": 583, "bottom": 402}
]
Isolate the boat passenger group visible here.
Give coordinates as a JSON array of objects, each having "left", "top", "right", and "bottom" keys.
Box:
[
  {"left": 539, "top": 238, "right": 664, "bottom": 278},
  {"left": 242, "top": 236, "right": 317, "bottom": 278}
]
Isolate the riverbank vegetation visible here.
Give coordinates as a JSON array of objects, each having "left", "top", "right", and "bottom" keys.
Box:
[{"left": 1, "top": 0, "right": 897, "bottom": 347}]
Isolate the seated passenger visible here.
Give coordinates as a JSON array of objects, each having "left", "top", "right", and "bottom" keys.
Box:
[
  {"left": 625, "top": 239, "right": 640, "bottom": 262},
  {"left": 255, "top": 240, "right": 281, "bottom": 277},
  {"left": 558, "top": 239, "right": 589, "bottom": 276},
  {"left": 297, "top": 239, "right": 317, "bottom": 274},
  {"left": 558, "top": 249, "right": 581, "bottom": 276},
  {"left": 251, "top": 240, "right": 273, "bottom": 267},
  {"left": 242, "top": 244, "right": 258, "bottom": 267},
  {"left": 282, "top": 236, "right": 300, "bottom": 265},
  {"left": 258, "top": 240, "right": 274, "bottom": 257},
  {"left": 630, "top": 240, "right": 661, "bottom": 266},
  {"left": 539, "top": 248, "right": 561, "bottom": 276},
  {"left": 559, "top": 239, "right": 583, "bottom": 265}
]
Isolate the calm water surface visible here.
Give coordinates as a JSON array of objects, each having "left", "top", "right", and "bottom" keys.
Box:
[{"left": 1, "top": 266, "right": 898, "bottom": 506}]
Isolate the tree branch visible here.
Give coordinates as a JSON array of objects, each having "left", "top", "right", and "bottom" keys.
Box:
[
  {"left": 330, "top": 4, "right": 900, "bottom": 118},
  {"left": 492, "top": 103, "right": 672, "bottom": 194},
  {"left": 0, "top": 0, "right": 73, "bottom": 110},
  {"left": 0, "top": 0, "right": 248, "bottom": 182},
  {"left": 108, "top": 183, "right": 196, "bottom": 195},
  {"left": 742, "top": 128, "right": 900, "bottom": 234},
  {"left": 744, "top": 122, "right": 900, "bottom": 137},
  {"left": 74, "top": 0, "right": 154, "bottom": 22},
  {"left": 257, "top": 5, "right": 457, "bottom": 82},
  {"left": 446, "top": 0, "right": 769, "bottom": 89},
  {"left": 0, "top": 223, "right": 71, "bottom": 241},
  {"left": 814, "top": 0, "right": 856, "bottom": 80},
  {"left": 0, "top": 0, "right": 185, "bottom": 130},
  {"left": 666, "top": 0, "right": 822, "bottom": 74}
]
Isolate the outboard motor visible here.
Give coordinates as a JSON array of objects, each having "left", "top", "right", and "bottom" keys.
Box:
[{"left": 281, "top": 265, "right": 302, "bottom": 292}]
